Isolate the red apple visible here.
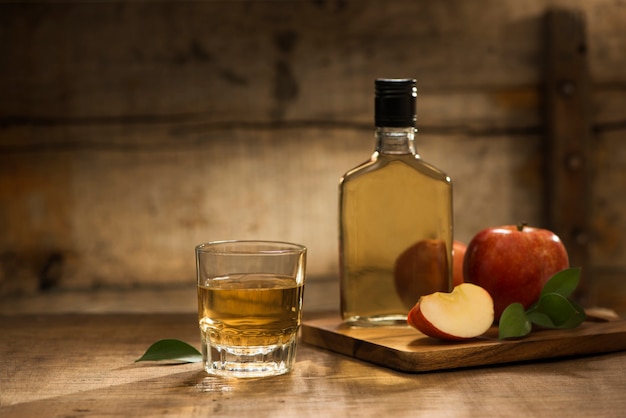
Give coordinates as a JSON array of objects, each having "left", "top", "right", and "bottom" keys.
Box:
[
  {"left": 394, "top": 239, "right": 450, "bottom": 310},
  {"left": 407, "top": 283, "right": 494, "bottom": 341},
  {"left": 452, "top": 240, "right": 467, "bottom": 287},
  {"left": 464, "top": 223, "right": 569, "bottom": 320}
]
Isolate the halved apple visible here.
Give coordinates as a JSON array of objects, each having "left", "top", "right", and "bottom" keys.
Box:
[{"left": 407, "top": 283, "right": 494, "bottom": 341}]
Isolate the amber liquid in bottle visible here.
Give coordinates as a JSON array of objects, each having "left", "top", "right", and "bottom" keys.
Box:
[{"left": 339, "top": 79, "right": 453, "bottom": 326}]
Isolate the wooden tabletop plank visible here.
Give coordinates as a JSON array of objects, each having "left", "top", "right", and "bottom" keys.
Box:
[{"left": 1, "top": 313, "right": 626, "bottom": 417}]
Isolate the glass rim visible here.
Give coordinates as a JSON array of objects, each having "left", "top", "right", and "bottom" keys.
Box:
[{"left": 195, "top": 240, "right": 306, "bottom": 255}]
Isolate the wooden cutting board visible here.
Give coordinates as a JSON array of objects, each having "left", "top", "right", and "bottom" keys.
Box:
[{"left": 301, "top": 309, "right": 626, "bottom": 373}]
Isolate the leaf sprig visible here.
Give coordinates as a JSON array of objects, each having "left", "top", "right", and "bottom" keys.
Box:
[
  {"left": 135, "top": 339, "right": 202, "bottom": 363},
  {"left": 498, "top": 268, "right": 586, "bottom": 340}
]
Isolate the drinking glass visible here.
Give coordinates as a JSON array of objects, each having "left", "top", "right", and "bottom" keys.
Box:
[{"left": 196, "top": 240, "right": 306, "bottom": 378}]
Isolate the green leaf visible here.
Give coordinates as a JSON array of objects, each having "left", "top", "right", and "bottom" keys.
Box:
[
  {"left": 499, "top": 303, "right": 532, "bottom": 340},
  {"left": 136, "top": 339, "right": 202, "bottom": 363},
  {"left": 558, "top": 299, "right": 587, "bottom": 328},
  {"left": 527, "top": 293, "right": 586, "bottom": 329},
  {"left": 540, "top": 267, "right": 581, "bottom": 299}
]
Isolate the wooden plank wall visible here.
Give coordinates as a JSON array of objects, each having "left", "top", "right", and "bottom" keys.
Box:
[{"left": 1, "top": 0, "right": 625, "bottom": 314}]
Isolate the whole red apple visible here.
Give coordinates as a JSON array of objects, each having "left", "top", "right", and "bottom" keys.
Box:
[
  {"left": 452, "top": 241, "right": 467, "bottom": 287},
  {"left": 394, "top": 239, "right": 449, "bottom": 310},
  {"left": 464, "top": 223, "right": 569, "bottom": 320}
]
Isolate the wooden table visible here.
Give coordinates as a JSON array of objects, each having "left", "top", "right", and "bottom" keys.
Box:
[{"left": 1, "top": 313, "right": 625, "bottom": 417}]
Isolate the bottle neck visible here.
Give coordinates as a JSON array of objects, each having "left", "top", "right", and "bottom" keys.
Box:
[{"left": 375, "top": 126, "right": 416, "bottom": 155}]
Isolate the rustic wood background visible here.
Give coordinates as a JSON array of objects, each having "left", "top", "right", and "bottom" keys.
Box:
[{"left": 1, "top": 0, "right": 624, "bottom": 315}]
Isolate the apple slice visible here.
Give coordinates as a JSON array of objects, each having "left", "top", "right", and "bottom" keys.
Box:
[{"left": 407, "top": 283, "right": 494, "bottom": 341}]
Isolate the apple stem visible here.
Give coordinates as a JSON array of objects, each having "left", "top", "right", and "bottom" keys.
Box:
[{"left": 517, "top": 222, "right": 528, "bottom": 232}]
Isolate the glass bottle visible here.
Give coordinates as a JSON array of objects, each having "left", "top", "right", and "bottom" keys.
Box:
[{"left": 339, "top": 78, "right": 453, "bottom": 326}]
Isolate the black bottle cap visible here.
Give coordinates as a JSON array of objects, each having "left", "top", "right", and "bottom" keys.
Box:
[{"left": 375, "top": 78, "right": 416, "bottom": 127}]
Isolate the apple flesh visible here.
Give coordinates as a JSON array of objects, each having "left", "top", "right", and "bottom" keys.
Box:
[
  {"left": 464, "top": 224, "right": 569, "bottom": 320},
  {"left": 407, "top": 283, "right": 494, "bottom": 341}
]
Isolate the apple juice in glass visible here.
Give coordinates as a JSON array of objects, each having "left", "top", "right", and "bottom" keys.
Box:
[
  {"left": 339, "top": 79, "right": 453, "bottom": 326},
  {"left": 196, "top": 240, "right": 306, "bottom": 378}
]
